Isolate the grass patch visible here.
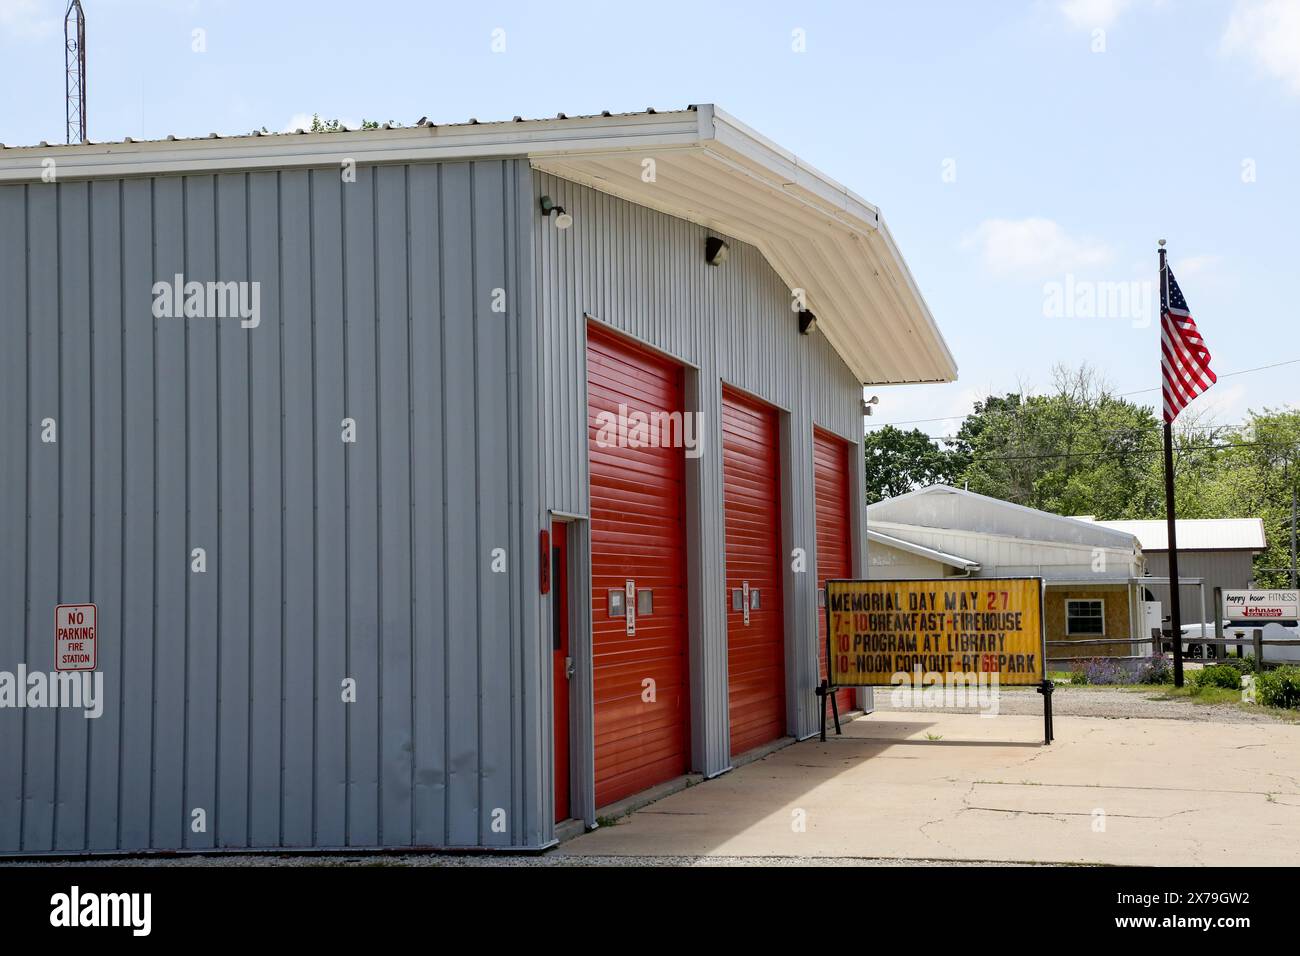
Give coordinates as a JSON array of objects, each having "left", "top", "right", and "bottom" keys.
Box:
[
  {"left": 1143, "top": 683, "right": 1300, "bottom": 721},
  {"left": 1153, "top": 684, "right": 1243, "bottom": 706},
  {"left": 1050, "top": 666, "right": 1300, "bottom": 722}
]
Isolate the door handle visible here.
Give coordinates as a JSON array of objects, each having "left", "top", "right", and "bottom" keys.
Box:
[{"left": 565, "top": 656, "right": 575, "bottom": 680}]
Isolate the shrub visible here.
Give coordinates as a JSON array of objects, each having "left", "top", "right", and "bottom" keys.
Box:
[
  {"left": 1215, "top": 656, "right": 1254, "bottom": 674},
  {"left": 1071, "top": 657, "right": 1130, "bottom": 685},
  {"left": 1068, "top": 655, "right": 1174, "bottom": 686},
  {"left": 1136, "top": 654, "right": 1173, "bottom": 684},
  {"left": 1190, "top": 664, "right": 1242, "bottom": 690},
  {"left": 1256, "top": 666, "right": 1300, "bottom": 710}
]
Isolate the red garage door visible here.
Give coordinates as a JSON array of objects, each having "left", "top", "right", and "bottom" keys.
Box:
[
  {"left": 587, "top": 325, "right": 690, "bottom": 808},
  {"left": 721, "top": 387, "right": 786, "bottom": 757},
  {"left": 813, "top": 428, "right": 857, "bottom": 716}
]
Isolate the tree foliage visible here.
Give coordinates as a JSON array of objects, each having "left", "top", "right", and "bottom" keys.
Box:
[
  {"left": 865, "top": 364, "right": 1300, "bottom": 585},
  {"left": 952, "top": 365, "right": 1162, "bottom": 518},
  {"left": 306, "top": 114, "right": 391, "bottom": 132},
  {"left": 863, "top": 425, "right": 965, "bottom": 502},
  {"left": 255, "top": 115, "right": 396, "bottom": 135}
]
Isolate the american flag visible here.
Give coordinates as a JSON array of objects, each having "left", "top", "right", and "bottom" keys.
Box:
[{"left": 1160, "top": 264, "right": 1216, "bottom": 423}]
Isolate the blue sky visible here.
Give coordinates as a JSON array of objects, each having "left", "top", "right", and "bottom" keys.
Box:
[{"left": 2, "top": 0, "right": 1297, "bottom": 435}]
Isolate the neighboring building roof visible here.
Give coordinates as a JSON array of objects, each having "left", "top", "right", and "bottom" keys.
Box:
[
  {"left": 868, "top": 484, "right": 1140, "bottom": 551},
  {"left": 0, "top": 106, "right": 956, "bottom": 387},
  {"left": 1074, "top": 518, "right": 1267, "bottom": 552},
  {"left": 867, "top": 528, "right": 981, "bottom": 572}
]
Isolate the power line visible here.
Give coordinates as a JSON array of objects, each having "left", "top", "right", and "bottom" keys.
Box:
[
  {"left": 867, "top": 357, "right": 1300, "bottom": 428},
  {"left": 866, "top": 435, "right": 1299, "bottom": 463},
  {"left": 876, "top": 421, "right": 1265, "bottom": 444},
  {"left": 1117, "top": 357, "right": 1300, "bottom": 396},
  {"left": 948, "top": 439, "right": 1300, "bottom": 465}
]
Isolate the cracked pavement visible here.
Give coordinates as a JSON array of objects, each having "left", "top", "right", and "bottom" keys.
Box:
[{"left": 555, "top": 710, "right": 1300, "bottom": 866}]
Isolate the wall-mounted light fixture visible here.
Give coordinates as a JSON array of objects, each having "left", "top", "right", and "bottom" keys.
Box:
[
  {"left": 797, "top": 309, "right": 817, "bottom": 335},
  {"left": 704, "top": 236, "right": 729, "bottom": 266},
  {"left": 863, "top": 394, "right": 879, "bottom": 416},
  {"left": 540, "top": 195, "right": 572, "bottom": 230}
]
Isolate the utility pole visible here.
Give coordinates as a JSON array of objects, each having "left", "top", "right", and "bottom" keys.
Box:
[
  {"left": 65, "top": 1, "right": 87, "bottom": 144},
  {"left": 1280, "top": 453, "right": 1298, "bottom": 589}
]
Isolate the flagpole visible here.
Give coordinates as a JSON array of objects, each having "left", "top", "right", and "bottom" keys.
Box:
[{"left": 1159, "top": 239, "right": 1185, "bottom": 688}]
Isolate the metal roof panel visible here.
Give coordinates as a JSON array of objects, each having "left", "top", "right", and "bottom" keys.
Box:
[
  {"left": 1078, "top": 518, "right": 1268, "bottom": 552},
  {"left": 0, "top": 105, "right": 956, "bottom": 386}
]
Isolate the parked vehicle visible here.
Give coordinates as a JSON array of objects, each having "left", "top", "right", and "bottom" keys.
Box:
[
  {"left": 1173, "top": 621, "right": 1300, "bottom": 663},
  {"left": 1258, "top": 621, "right": 1300, "bottom": 663},
  {"left": 1175, "top": 622, "right": 1223, "bottom": 660}
]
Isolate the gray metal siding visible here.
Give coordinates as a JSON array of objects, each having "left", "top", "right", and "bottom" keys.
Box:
[
  {"left": 533, "top": 171, "right": 865, "bottom": 781},
  {"left": 0, "top": 159, "right": 544, "bottom": 855},
  {"left": 1143, "top": 551, "right": 1257, "bottom": 621}
]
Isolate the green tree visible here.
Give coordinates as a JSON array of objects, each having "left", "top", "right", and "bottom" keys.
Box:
[
  {"left": 862, "top": 425, "right": 964, "bottom": 503},
  {"left": 255, "top": 115, "right": 396, "bottom": 135},
  {"left": 1208, "top": 408, "right": 1300, "bottom": 587},
  {"left": 307, "top": 114, "right": 392, "bottom": 132},
  {"left": 866, "top": 364, "right": 1300, "bottom": 586},
  {"left": 951, "top": 365, "right": 1162, "bottom": 517}
]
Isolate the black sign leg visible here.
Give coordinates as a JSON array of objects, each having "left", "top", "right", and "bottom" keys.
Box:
[
  {"left": 830, "top": 685, "right": 842, "bottom": 736},
  {"left": 818, "top": 680, "right": 827, "bottom": 742},
  {"left": 1037, "top": 679, "right": 1055, "bottom": 745}
]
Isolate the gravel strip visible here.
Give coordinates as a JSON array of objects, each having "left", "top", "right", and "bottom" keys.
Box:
[
  {"left": 3, "top": 853, "right": 1032, "bottom": 867},
  {"left": 874, "top": 684, "right": 1290, "bottom": 723}
]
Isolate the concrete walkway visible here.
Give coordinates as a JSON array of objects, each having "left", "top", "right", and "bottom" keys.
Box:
[{"left": 558, "top": 711, "right": 1300, "bottom": 866}]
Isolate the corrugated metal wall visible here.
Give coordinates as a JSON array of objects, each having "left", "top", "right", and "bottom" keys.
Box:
[
  {"left": 0, "top": 159, "right": 546, "bottom": 855},
  {"left": 532, "top": 171, "right": 866, "bottom": 783},
  {"left": 1143, "top": 551, "right": 1255, "bottom": 621}
]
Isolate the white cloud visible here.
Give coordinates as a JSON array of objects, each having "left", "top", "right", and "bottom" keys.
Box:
[
  {"left": 0, "top": 0, "right": 60, "bottom": 40},
  {"left": 963, "top": 217, "right": 1114, "bottom": 279},
  {"left": 1059, "top": 0, "right": 1133, "bottom": 30},
  {"left": 1221, "top": 0, "right": 1300, "bottom": 96}
]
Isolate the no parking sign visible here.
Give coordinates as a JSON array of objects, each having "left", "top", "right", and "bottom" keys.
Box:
[{"left": 55, "top": 604, "right": 97, "bottom": 671}]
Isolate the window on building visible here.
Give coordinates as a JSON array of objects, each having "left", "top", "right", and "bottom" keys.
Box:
[{"left": 1066, "top": 599, "right": 1105, "bottom": 636}]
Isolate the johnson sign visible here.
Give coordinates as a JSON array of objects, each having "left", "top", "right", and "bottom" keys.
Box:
[{"left": 1222, "top": 590, "right": 1300, "bottom": 621}]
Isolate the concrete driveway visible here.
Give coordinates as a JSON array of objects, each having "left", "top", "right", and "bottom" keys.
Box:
[{"left": 558, "top": 711, "right": 1300, "bottom": 866}]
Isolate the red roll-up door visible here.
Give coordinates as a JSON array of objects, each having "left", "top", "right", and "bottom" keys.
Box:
[
  {"left": 721, "top": 387, "right": 786, "bottom": 757},
  {"left": 813, "top": 428, "right": 857, "bottom": 716},
  {"left": 587, "top": 325, "right": 690, "bottom": 808}
]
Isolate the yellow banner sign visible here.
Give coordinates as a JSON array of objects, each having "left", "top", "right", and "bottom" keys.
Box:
[{"left": 826, "top": 578, "right": 1045, "bottom": 686}]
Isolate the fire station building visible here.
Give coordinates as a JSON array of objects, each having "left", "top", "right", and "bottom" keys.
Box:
[{"left": 0, "top": 106, "right": 955, "bottom": 855}]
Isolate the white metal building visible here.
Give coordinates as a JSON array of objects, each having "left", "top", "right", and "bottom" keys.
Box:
[
  {"left": 1077, "top": 518, "right": 1267, "bottom": 624},
  {"left": 867, "top": 486, "right": 1153, "bottom": 659}
]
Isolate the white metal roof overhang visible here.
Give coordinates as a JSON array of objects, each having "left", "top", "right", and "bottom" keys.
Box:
[
  {"left": 867, "top": 528, "right": 981, "bottom": 572},
  {"left": 529, "top": 107, "right": 956, "bottom": 385},
  {"left": 0, "top": 105, "right": 956, "bottom": 386}
]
